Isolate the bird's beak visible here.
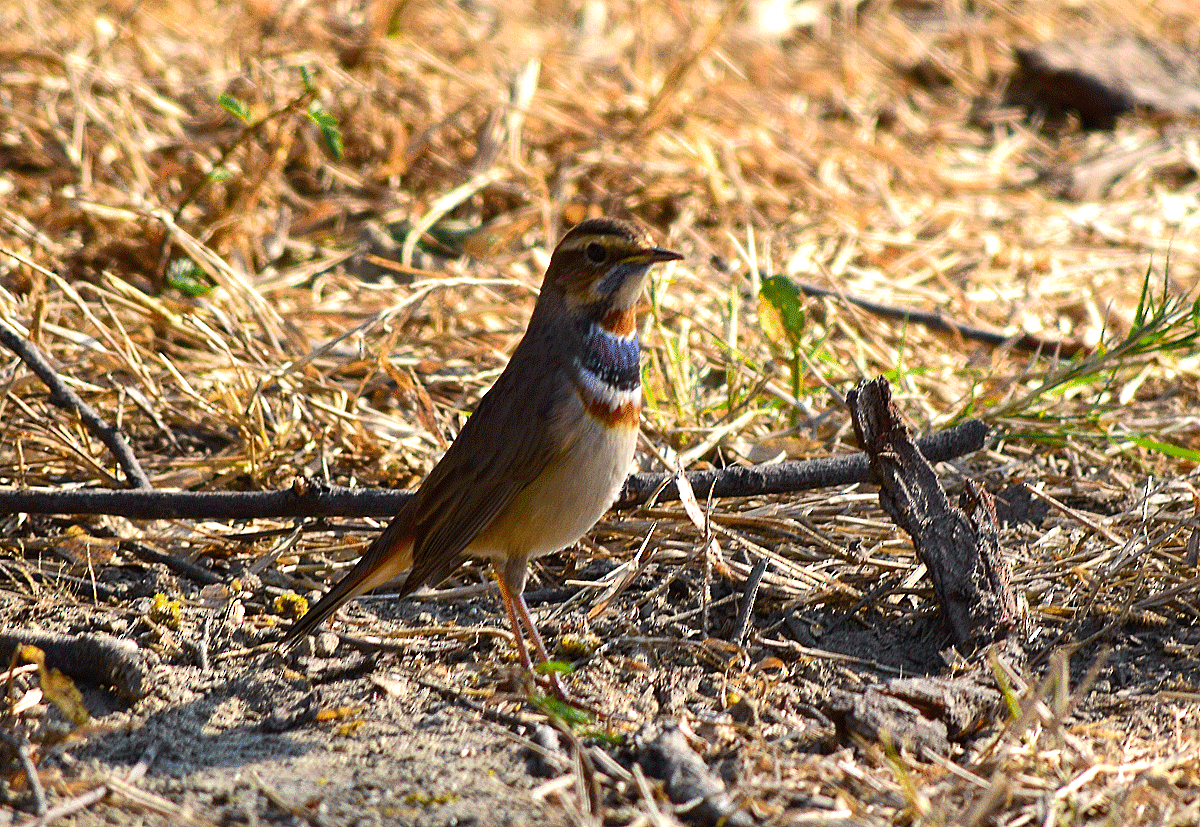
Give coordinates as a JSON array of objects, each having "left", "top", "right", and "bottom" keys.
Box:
[{"left": 627, "top": 247, "right": 683, "bottom": 265}]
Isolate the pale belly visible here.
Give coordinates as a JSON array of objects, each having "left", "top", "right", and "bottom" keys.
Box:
[{"left": 468, "top": 413, "right": 638, "bottom": 560}]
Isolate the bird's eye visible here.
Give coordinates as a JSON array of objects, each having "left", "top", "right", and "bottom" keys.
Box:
[{"left": 584, "top": 242, "right": 607, "bottom": 264}]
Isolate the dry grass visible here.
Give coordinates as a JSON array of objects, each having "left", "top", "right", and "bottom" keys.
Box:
[{"left": 3, "top": 0, "right": 1200, "bottom": 824}]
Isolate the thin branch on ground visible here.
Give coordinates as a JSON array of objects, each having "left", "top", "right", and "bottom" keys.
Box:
[
  {"left": 0, "top": 321, "right": 152, "bottom": 490},
  {"left": 796, "top": 280, "right": 1089, "bottom": 357},
  {"left": 0, "top": 418, "right": 986, "bottom": 519},
  {"left": 0, "top": 730, "right": 46, "bottom": 816},
  {"left": 17, "top": 742, "right": 159, "bottom": 827},
  {"left": 615, "top": 418, "right": 987, "bottom": 508}
]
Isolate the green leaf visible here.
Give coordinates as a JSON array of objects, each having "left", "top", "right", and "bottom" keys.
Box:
[
  {"left": 166, "top": 259, "right": 213, "bottom": 297},
  {"left": 218, "top": 93, "right": 251, "bottom": 123},
  {"left": 299, "top": 65, "right": 315, "bottom": 94},
  {"left": 1127, "top": 436, "right": 1200, "bottom": 463},
  {"left": 307, "top": 102, "right": 343, "bottom": 159},
  {"left": 759, "top": 275, "right": 806, "bottom": 350},
  {"left": 533, "top": 659, "right": 575, "bottom": 676},
  {"left": 586, "top": 730, "right": 624, "bottom": 747},
  {"left": 322, "top": 124, "right": 343, "bottom": 158},
  {"left": 527, "top": 695, "right": 594, "bottom": 727},
  {"left": 320, "top": 124, "right": 343, "bottom": 159}
]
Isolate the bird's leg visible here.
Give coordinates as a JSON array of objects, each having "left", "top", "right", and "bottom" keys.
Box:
[
  {"left": 495, "top": 564, "right": 537, "bottom": 673},
  {"left": 495, "top": 556, "right": 577, "bottom": 705},
  {"left": 510, "top": 588, "right": 557, "bottom": 667}
]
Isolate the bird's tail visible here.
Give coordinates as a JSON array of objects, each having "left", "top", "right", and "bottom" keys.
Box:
[{"left": 280, "top": 518, "right": 416, "bottom": 645}]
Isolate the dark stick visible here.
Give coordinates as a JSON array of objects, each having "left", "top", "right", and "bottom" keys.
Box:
[
  {"left": 730, "top": 555, "right": 769, "bottom": 647},
  {"left": 796, "top": 280, "right": 1088, "bottom": 358},
  {"left": 0, "top": 322, "right": 152, "bottom": 490},
  {"left": 0, "top": 419, "right": 987, "bottom": 519},
  {"left": 0, "top": 483, "right": 413, "bottom": 519},
  {"left": 120, "top": 539, "right": 223, "bottom": 586},
  {"left": 614, "top": 418, "right": 987, "bottom": 508}
]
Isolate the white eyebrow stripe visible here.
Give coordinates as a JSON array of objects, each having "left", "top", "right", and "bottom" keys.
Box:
[{"left": 554, "top": 233, "right": 647, "bottom": 256}]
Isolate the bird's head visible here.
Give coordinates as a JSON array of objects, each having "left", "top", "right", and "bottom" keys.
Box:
[{"left": 541, "top": 218, "right": 681, "bottom": 325}]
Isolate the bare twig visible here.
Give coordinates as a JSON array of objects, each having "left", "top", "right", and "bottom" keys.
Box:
[
  {"left": 17, "top": 742, "right": 158, "bottom": 827},
  {"left": 730, "top": 555, "right": 769, "bottom": 647},
  {"left": 0, "top": 321, "right": 152, "bottom": 490},
  {"left": 615, "top": 418, "right": 987, "bottom": 508},
  {"left": 119, "top": 539, "right": 223, "bottom": 586},
  {"left": 0, "top": 418, "right": 986, "bottom": 519},
  {"left": 0, "top": 482, "right": 410, "bottom": 519},
  {"left": 0, "top": 729, "right": 46, "bottom": 816},
  {"left": 796, "top": 280, "right": 1088, "bottom": 358}
]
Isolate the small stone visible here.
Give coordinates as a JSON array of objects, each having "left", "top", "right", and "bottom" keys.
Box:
[{"left": 314, "top": 632, "right": 340, "bottom": 658}]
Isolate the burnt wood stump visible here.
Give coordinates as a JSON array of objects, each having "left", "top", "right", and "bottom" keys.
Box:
[
  {"left": 825, "top": 378, "right": 1027, "bottom": 758},
  {"left": 848, "top": 377, "right": 1021, "bottom": 651}
]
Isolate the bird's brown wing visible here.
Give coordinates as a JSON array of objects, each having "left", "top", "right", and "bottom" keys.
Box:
[
  {"left": 396, "top": 329, "right": 580, "bottom": 594},
  {"left": 283, "top": 325, "right": 577, "bottom": 644},
  {"left": 283, "top": 321, "right": 578, "bottom": 644}
]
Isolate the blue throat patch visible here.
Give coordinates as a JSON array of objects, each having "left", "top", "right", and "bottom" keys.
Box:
[{"left": 578, "top": 324, "right": 640, "bottom": 391}]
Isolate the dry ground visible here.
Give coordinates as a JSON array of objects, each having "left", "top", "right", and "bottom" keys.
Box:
[{"left": 3, "top": 0, "right": 1200, "bottom": 825}]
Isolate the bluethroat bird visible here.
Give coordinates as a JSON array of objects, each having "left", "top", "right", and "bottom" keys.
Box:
[{"left": 283, "top": 217, "right": 681, "bottom": 696}]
